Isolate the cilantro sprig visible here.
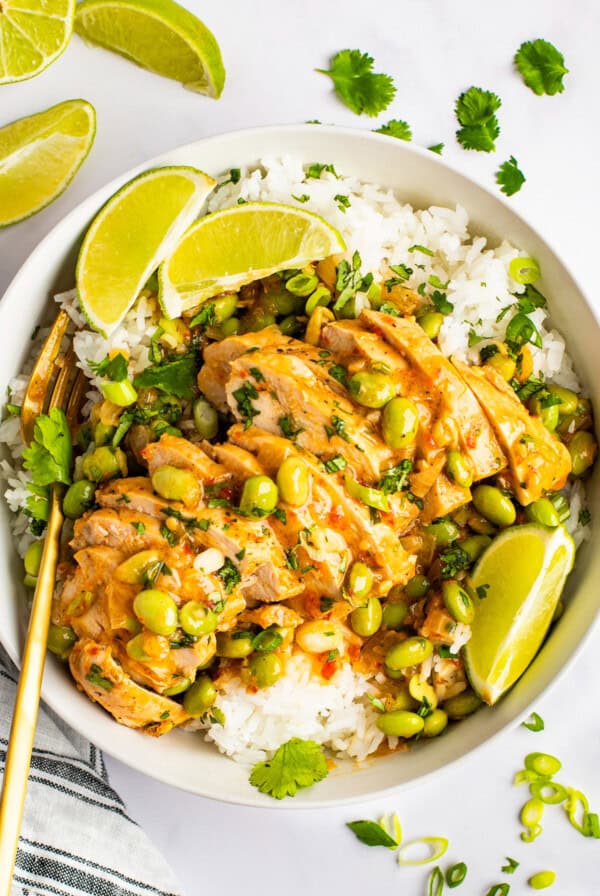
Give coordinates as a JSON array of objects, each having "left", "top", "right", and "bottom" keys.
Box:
[
  {"left": 515, "top": 39, "right": 568, "bottom": 96},
  {"left": 455, "top": 87, "right": 502, "bottom": 152},
  {"left": 316, "top": 49, "right": 396, "bottom": 116},
  {"left": 375, "top": 119, "right": 412, "bottom": 141},
  {"left": 249, "top": 738, "right": 329, "bottom": 799},
  {"left": 23, "top": 408, "right": 72, "bottom": 528},
  {"left": 496, "top": 156, "right": 526, "bottom": 197}
]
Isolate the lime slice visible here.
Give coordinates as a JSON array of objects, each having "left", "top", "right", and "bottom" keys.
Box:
[
  {"left": 158, "top": 201, "right": 346, "bottom": 317},
  {"left": 464, "top": 524, "right": 575, "bottom": 705},
  {"left": 0, "top": 100, "right": 96, "bottom": 228},
  {"left": 76, "top": 166, "right": 216, "bottom": 336},
  {"left": 0, "top": 0, "right": 74, "bottom": 84},
  {"left": 74, "top": 0, "right": 225, "bottom": 97}
]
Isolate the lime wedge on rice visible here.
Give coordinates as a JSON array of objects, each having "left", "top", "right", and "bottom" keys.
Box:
[
  {"left": 74, "top": 0, "right": 225, "bottom": 97},
  {"left": 76, "top": 166, "right": 216, "bottom": 336},
  {"left": 464, "top": 523, "right": 575, "bottom": 705},
  {"left": 0, "top": 100, "right": 96, "bottom": 228},
  {"left": 0, "top": 0, "right": 74, "bottom": 84},
  {"left": 158, "top": 201, "right": 346, "bottom": 317}
]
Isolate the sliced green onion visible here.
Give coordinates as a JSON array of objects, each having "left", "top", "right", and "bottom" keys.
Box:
[
  {"left": 286, "top": 273, "right": 319, "bottom": 297},
  {"left": 564, "top": 788, "right": 589, "bottom": 835},
  {"left": 530, "top": 781, "right": 568, "bottom": 805},
  {"left": 509, "top": 256, "right": 541, "bottom": 285},
  {"left": 397, "top": 836, "right": 448, "bottom": 866},
  {"left": 378, "top": 812, "right": 402, "bottom": 846},
  {"left": 525, "top": 752, "right": 561, "bottom": 777},
  {"left": 528, "top": 870, "right": 556, "bottom": 890},
  {"left": 101, "top": 380, "right": 138, "bottom": 407},
  {"left": 305, "top": 285, "right": 332, "bottom": 314},
  {"left": 505, "top": 312, "right": 543, "bottom": 349},
  {"left": 367, "top": 281, "right": 382, "bottom": 303},
  {"left": 446, "top": 861, "right": 467, "bottom": 887},
  {"left": 501, "top": 857, "right": 519, "bottom": 874},
  {"left": 485, "top": 886, "right": 510, "bottom": 896},
  {"left": 344, "top": 474, "right": 390, "bottom": 512},
  {"left": 428, "top": 866, "right": 444, "bottom": 896},
  {"left": 514, "top": 769, "right": 549, "bottom": 786},
  {"left": 521, "top": 823, "right": 543, "bottom": 843},
  {"left": 520, "top": 796, "right": 544, "bottom": 842},
  {"left": 521, "top": 712, "right": 544, "bottom": 732},
  {"left": 583, "top": 812, "right": 600, "bottom": 838}
]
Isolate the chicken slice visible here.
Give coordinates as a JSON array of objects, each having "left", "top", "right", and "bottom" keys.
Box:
[
  {"left": 452, "top": 359, "right": 572, "bottom": 503},
  {"left": 432, "top": 657, "right": 467, "bottom": 701},
  {"left": 54, "top": 546, "right": 126, "bottom": 639},
  {"left": 204, "top": 442, "right": 265, "bottom": 478},
  {"left": 360, "top": 310, "right": 507, "bottom": 480},
  {"left": 142, "top": 433, "right": 229, "bottom": 484},
  {"left": 421, "top": 474, "right": 471, "bottom": 524},
  {"left": 72, "top": 507, "right": 168, "bottom": 552},
  {"left": 226, "top": 350, "right": 394, "bottom": 481},
  {"left": 96, "top": 477, "right": 172, "bottom": 518},
  {"left": 69, "top": 639, "right": 188, "bottom": 735}
]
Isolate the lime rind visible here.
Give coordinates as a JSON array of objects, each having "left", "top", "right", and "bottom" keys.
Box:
[
  {"left": 158, "top": 201, "right": 347, "bottom": 318},
  {"left": 74, "top": 0, "right": 225, "bottom": 97},
  {"left": 464, "top": 523, "right": 575, "bottom": 704},
  {"left": 0, "top": 0, "right": 75, "bottom": 85},
  {"left": 76, "top": 165, "right": 216, "bottom": 337},
  {"left": 0, "top": 99, "right": 96, "bottom": 229}
]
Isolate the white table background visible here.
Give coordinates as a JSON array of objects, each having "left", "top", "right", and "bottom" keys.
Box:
[{"left": 2, "top": 1, "right": 600, "bottom": 893}]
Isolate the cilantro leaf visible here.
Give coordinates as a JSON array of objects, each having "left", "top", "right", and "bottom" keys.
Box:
[
  {"left": 496, "top": 156, "right": 526, "bottom": 197},
  {"left": 316, "top": 50, "right": 396, "bottom": 117},
  {"left": 249, "top": 738, "right": 328, "bottom": 799},
  {"left": 455, "top": 87, "right": 502, "bottom": 153},
  {"left": 23, "top": 408, "right": 72, "bottom": 528},
  {"left": 306, "top": 162, "right": 339, "bottom": 180},
  {"left": 375, "top": 119, "right": 412, "bottom": 141},
  {"left": 89, "top": 352, "right": 128, "bottom": 382},
  {"left": 347, "top": 820, "right": 398, "bottom": 848},
  {"left": 428, "top": 143, "right": 444, "bottom": 154},
  {"left": 134, "top": 353, "right": 198, "bottom": 399},
  {"left": 514, "top": 39, "right": 568, "bottom": 96}
]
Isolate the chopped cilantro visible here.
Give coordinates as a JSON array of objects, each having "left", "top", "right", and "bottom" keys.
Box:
[
  {"left": 23, "top": 408, "right": 72, "bottom": 528},
  {"left": 131, "top": 521, "right": 145, "bottom": 534},
  {"left": 408, "top": 244, "right": 435, "bottom": 257},
  {"left": 330, "top": 415, "right": 350, "bottom": 442},
  {"left": 455, "top": 86, "right": 502, "bottom": 152},
  {"left": 320, "top": 597, "right": 334, "bottom": 613},
  {"left": 134, "top": 353, "right": 198, "bottom": 399},
  {"left": 217, "top": 558, "right": 241, "bottom": 593},
  {"left": 375, "top": 118, "right": 412, "bottom": 141},
  {"left": 306, "top": 162, "right": 339, "bottom": 180},
  {"left": 284, "top": 548, "right": 299, "bottom": 570},
  {"left": 189, "top": 303, "right": 217, "bottom": 330},
  {"left": 521, "top": 711, "right": 545, "bottom": 732},
  {"left": 378, "top": 302, "right": 400, "bottom": 317},
  {"left": 86, "top": 664, "right": 113, "bottom": 691},
  {"left": 514, "top": 39, "right": 568, "bottom": 96},
  {"left": 292, "top": 193, "right": 310, "bottom": 203},
  {"left": 233, "top": 381, "right": 259, "bottom": 430},
  {"left": 89, "top": 352, "right": 128, "bottom": 382},
  {"left": 505, "top": 312, "right": 543, "bottom": 350},
  {"left": 428, "top": 143, "right": 444, "bottom": 154},
  {"left": 501, "top": 857, "right": 520, "bottom": 874},
  {"left": 160, "top": 525, "right": 178, "bottom": 546},
  {"left": 334, "top": 251, "right": 373, "bottom": 311},
  {"left": 579, "top": 509, "right": 591, "bottom": 527},
  {"left": 272, "top": 507, "right": 287, "bottom": 524},
  {"left": 431, "top": 290, "right": 454, "bottom": 315},
  {"left": 279, "top": 414, "right": 304, "bottom": 439},
  {"left": 377, "top": 459, "right": 412, "bottom": 495},
  {"left": 316, "top": 49, "right": 396, "bottom": 117},
  {"left": 480, "top": 344, "right": 500, "bottom": 363},
  {"left": 249, "top": 737, "right": 328, "bottom": 799},
  {"left": 496, "top": 156, "right": 526, "bottom": 197},
  {"left": 439, "top": 544, "right": 471, "bottom": 579},
  {"left": 249, "top": 366, "right": 265, "bottom": 382},
  {"left": 476, "top": 584, "right": 490, "bottom": 599},
  {"left": 323, "top": 455, "right": 348, "bottom": 473},
  {"left": 334, "top": 194, "right": 351, "bottom": 212},
  {"left": 229, "top": 168, "right": 241, "bottom": 184},
  {"left": 384, "top": 263, "right": 413, "bottom": 289},
  {"left": 328, "top": 363, "right": 348, "bottom": 387},
  {"left": 346, "top": 819, "right": 398, "bottom": 848}
]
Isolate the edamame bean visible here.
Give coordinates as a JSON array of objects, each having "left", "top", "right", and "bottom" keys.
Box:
[
  {"left": 568, "top": 431, "right": 597, "bottom": 477},
  {"left": 418, "top": 310, "right": 444, "bottom": 340},
  {"left": 446, "top": 451, "right": 473, "bottom": 489},
  {"left": 278, "top": 315, "right": 302, "bottom": 337},
  {"left": 82, "top": 446, "right": 127, "bottom": 482},
  {"left": 193, "top": 398, "right": 219, "bottom": 439},
  {"left": 557, "top": 397, "right": 592, "bottom": 436},
  {"left": 239, "top": 475, "right": 279, "bottom": 516},
  {"left": 348, "top": 371, "right": 396, "bottom": 409},
  {"left": 486, "top": 352, "right": 516, "bottom": 382},
  {"left": 94, "top": 422, "right": 115, "bottom": 446},
  {"left": 460, "top": 534, "right": 492, "bottom": 562},
  {"left": 63, "top": 479, "right": 96, "bottom": 519},
  {"left": 424, "top": 519, "right": 459, "bottom": 546},
  {"left": 133, "top": 589, "right": 179, "bottom": 635},
  {"left": 126, "top": 633, "right": 151, "bottom": 662},
  {"left": 347, "top": 562, "right": 374, "bottom": 601},
  {"left": 526, "top": 498, "right": 560, "bottom": 528},
  {"left": 179, "top": 602, "right": 218, "bottom": 636},
  {"left": 219, "top": 317, "right": 240, "bottom": 338},
  {"left": 529, "top": 397, "right": 559, "bottom": 432},
  {"left": 390, "top": 688, "right": 418, "bottom": 711},
  {"left": 276, "top": 457, "right": 310, "bottom": 506},
  {"left": 442, "top": 580, "right": 475, "bottom": 624},
  {"left": 423, "top": 708, "right": 448, "bottom": 737},
  {"left": 265, "top": 289, "right": 304, "bottom": 316},
  {"left": 216, "top": 631, "right": 254, "bottom": 658},
  {"left": 376, "top": 710, "right": 424, "bottom": 738},
  {"left": 547, "top": 385, "right": 578, "bottom": 416},
  {"left": 212, "top": 294, "right": 238, "bottom": 322},
  {"left": 381, "top": 397, "right": 419, "bottom": 449},
  {"left": 443, "top": 689, "right": 482, "bottom": 718},
  {"left": 47, "top": 624, "right": 77, "bottom": 658},
  {"left": 408, "top": 674, "right": 438, "bottom": 708},
  {"left": 249, "top": 652, "right": 283, "bottom": 688},
  {"left": 350, "top": 597, "right": 382, "bottom": 637},
  {"left": 385, "top": 636, "right": 433, "bottom": 671},
  {"left": 242, "top": 309, "right": 276, "bottom": 332},
  {"left": 115, "top": 550, "right": 161, "bottom": 584},
  {"left": 152, "top": 465, "right": 200, "bottom": 506},
  {"left": 163, "top": 677, "right": 192, "bottom": 697},
  {"left": 382, "top": 601, "right": 409, "bottom": 630},
  {"left": 472, "top": 485, "right": 516, "bottom": 528},
  {"left": 183, "top": 675, "right": 217, "bottom": 716},
  {"left": 24, "top": 541, "right": 43, "bottom": 578},
  {"left": 404, "top": 575, "right": 430, "bottom": 599}
]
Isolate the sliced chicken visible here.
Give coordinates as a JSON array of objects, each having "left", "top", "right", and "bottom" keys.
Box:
[
  {"left": 421, "top": 474, "right": 471, "bottom": 524},
  {"left": 142, "top": 433, "right": 228, "bottom": 484},
  {"left": 204, "top": 441, "right": 265, "bottom": 478},
  {"left": 54, "top": 545, "right": 126, "bottom": 639},
  {"left": 69, "top": 639, "right": 188, "bottom": 735},
  {"left": 453, "top": 359, "right": 572, "bottom": 503},
  {"left": 72, "top": 507, "right": 168, "bottom": 553},
  {"left": 97, "top": 476, "right": 172, "bottom": 517}
]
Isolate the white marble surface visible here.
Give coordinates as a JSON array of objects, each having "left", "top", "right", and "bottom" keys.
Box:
[{"left": 2, "top": 1, "right": 600, "bottom": 893}]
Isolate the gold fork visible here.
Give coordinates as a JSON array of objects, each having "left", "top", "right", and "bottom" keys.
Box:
[{"left": 0, "top": 310, "right": 86, "bottom": 894}]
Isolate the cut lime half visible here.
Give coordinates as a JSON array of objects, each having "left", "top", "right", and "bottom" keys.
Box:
[
  {"left": 464, "top": 523, "right": 575, "bottom": 705},
  {"left": 0, "top": 0, "right": 74, "bottom": 84},
  {"left": 0, "top": 100, "right": 96, "bottom": 228},
  {"left": 158, "top": 201, "right": 346, "bottom": 317},
  {"left": 76, "top": 166, "right": 216, "bottom": 336},
  {"left": 74, "top": 0, "right": 225, "bottom": 97}
]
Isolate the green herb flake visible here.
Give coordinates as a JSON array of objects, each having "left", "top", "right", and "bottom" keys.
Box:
[
  {"left": 501, "top": 857, "right": 519, "bottom": 874},
  {"left": 316, "top": 49, "right": 396, "bottom": 117},
  {"left": 22, "top": 408, "right": 73, "bottom": 529},
  {"left": 323, "top": 455, "right": 348, "bottom": 473},
  {"left": 496, "top": 156, "right": 526, "bottom": 197},
  {"left": 428, "top": 143, "right": 444, "bottom": 154},
  {"left": 514, "top": 39, "right": 568, "bottom": 96},
  {"left": 521, "top": 712, "right": 545, "bottom": 732},
  {"left": 217, "top": 558, "right": 241, "bottom": 593},
  {"left": 233, "top": 381, "right": 260, "bottom": 430},
  {"left": 306, "top": 162, "right": 339, "bottom": 180},
  {"left": 375, "top": 118, "right": 412, "bottom": 141},
  {"left": 408, "top": 244, "right": 435, "bottom": 257},
  {"left": 579, "top": 508, "right": 591, "bottom": 527},
  {"left": 346, "top": 819, "right": 398, "bottom": 848},
  {"left": 89, "top": 352, "right": 128, "bottom": 382},
  {"left": 292, "top": 193, "right": 310, "bottom": 203},
  {"left": 377, "top": 459, "right": 412, "bottom": 495},
  {"left": 134, "top": 353, "right": 198, "bottom": 399},
  {"left": 334, "top": 194, "right": 351, "bottom": 212},
  {"left": 160, "top": 525, "right": 178, "bottom": 546},
  {"left": 86, "top": 664, "right": 113, "bottom": 691},
  {"left": 249, "top": 737, "right": 328, "bottom": 799},
  {"left": 476, "top": 584, "right": 490, "bottom": 600},
  {"left": 440, "top": 544, "right": 471, "bottom": 579},
  {"left": 455, "top": 86, "right": 502, "bottom": 153},
  {"left": 279, "top": 414, "right": 304, "bottom": 440}
]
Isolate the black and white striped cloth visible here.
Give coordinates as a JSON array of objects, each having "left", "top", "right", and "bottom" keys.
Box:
[{"left": 0, "top": 650, "right": 182, "bottom": 896}]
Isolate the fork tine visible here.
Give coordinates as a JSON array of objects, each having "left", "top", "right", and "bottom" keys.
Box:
[
  {"left": 66, "top": 368, "right": 88, "bottom": 426},
  {"left": 21, "top": 309, "right": 70, "bottom": 446}
]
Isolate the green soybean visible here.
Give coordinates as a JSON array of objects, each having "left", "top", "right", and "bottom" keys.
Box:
[
  {"left": 529, "top": 396, "right": 559, "bottom": 432},
  {"left": 382, "top": 601, "right": 409, "bottom": 630},
  {"left": 193, "top": 398, "right": 219, "bottom": 439},
  {"left": 350, "top": 597, "right": 382, "bottom": 637},
  {"left": 183, "top": 675, "right": 217, "bottom": 716},
  {"left": 212, "top": 294, "right": 238, "bottom": 322},
  {"left": 425, "top": 519, "right": 459, "bottom": 546},
  {"left": 93, "top": 422, "right": 116, "bottom": 446},
  {"left": 442, "top": 580, "right": 475, "bottom": 624},
  {"left": 347, "top": 562, "right": 374, "bottom": 601},
  {"left": 348, "top": 371, "right": 396, "bottom": 409},
  {"left": 385, "top": 636, "right": 433, "bottom": 670},
  {"left": 179, "top": 602, "right": 218, "bottom": 636},
  {"left": 418, "top": 310, "right": 444, "bottom": 340},
  {"left": 216, "top": 631, "right": 254, "bottom": 659},
  {"left": 63, "top": 479, "right": 96, "bottom": 519},
  {"left": 24, "top": 541, "right": 44, "bottom": 578},
  {"left": 152, "top": 465, "right": 200, "bottom": 505},
  {"left": 381, "top": 397, "right": 419, "bottom": 449},
  {"left": 82, "top": 446, "right": 126, "bottom": 482},
  {"left": 423, "top": 708, "right": 448, "bottom": 737},
  {"left": 47, "top": 624, "right": 77, "bottom": 658},
  {"left": 249, "top": 652, "right": 283, "bottom": 688},
  {"left": 526, "top": 498, "right": 560, "bottom": 528},
  {"left": 446, "top": 451, "right": 473, "bottom": 488},
  {"left": 472, "top": 485, "right": 516, "bottom": 528},
  {"left": 133, "top": 590, "right": 179, "bottom": 635},
  {"left": 239, "top": 475, "right": 279, "bottom": 516},
  {"left": 276, "top": 457, "right": 310, "bottom": 506},
  {"left": 547, "top": 385, "right": 578, "bottom": 416},
  {"left": 376, "top": 710, "right": 424, "bottom": 738},
  {"left": 443, "top": 689, "right": 482, "bottom": 718},
  {"left": 569, "top": 431, "right": 597, "bottom": 477},
  {"left": 460, "top": 534, "right": 492, "bottom": 562},
  {"left": 163, "top": 677, "right": 192, "bottom": 697},
  {"left": 404, "top": 575, "right": 430, "bottom": 599}
]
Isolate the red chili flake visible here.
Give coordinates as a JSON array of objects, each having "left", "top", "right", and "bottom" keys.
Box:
[{"left": 321, "top": 660, "right": 337, "bottom": 680}]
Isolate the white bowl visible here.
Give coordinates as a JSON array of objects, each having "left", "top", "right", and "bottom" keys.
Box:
[{"left": 1, "top": 125, "right": 598, "bottom": 807}]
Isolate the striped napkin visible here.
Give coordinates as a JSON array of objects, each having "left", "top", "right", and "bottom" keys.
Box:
[{"left": 0, "top": 649, "right": 182, "bottom": 896}]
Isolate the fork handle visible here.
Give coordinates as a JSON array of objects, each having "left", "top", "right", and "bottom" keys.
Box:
[{"left": 0, "top": 487, "right": 63, "bottom": 894}]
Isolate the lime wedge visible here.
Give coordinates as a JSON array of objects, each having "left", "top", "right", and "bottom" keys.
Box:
[
  {"left": 0, "top": 100, "right": 95, "bottom": 228},
  {"left": 76, "top": 166, "right": 216, "bottom": 336},
  {"left": 0, "top": 0, "right": 74, "bottom": 84},
  {"left": 74, "top": 0, "right": 225, "bottom": 97},
  {"left": 158, "top": 201, "right": 346, "bottom": 317},
  {"left": 464, "top": 524, "right": 575, "bottom": 705}
]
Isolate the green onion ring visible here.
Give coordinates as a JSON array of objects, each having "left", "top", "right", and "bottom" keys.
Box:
[
  {"left": 521, "top": 823, "right": 543, "bottom": 843},
  {"left": 524, "top": 752, "right": 562, "bottom": 777},
  {"left": 514, "top": 769, "right": 549, "bottom": 786},
  {"left": 378, "top": 812, "right": 402, "bottom": 846},
  {"left": 485, "top": 886, "right": 510, "bottom": 896},
  {"left": 530, "top": 780, "right": 568, "bottom": 805},
  {"left": 397, "top": 836, "right": 448, "bottom": 866},
  {"left": 446, "top": 861, "right": 468, "bottom": 887},
  {"left": 564, "top": 788, "right": 589, "bottom": 835},
  {"left": 583, "top": 812, "right": 600, "bottom": 839},
  {"left": 521, "top": 711, "right": 544, "bottom": 732},
  {"left": 509, "top": 256, "right": 541, "bottom": 285},
  {"left": 428, "top": 866, "right": 444, "bottom": 896}
]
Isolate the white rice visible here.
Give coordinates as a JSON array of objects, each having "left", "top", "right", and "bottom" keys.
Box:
[{"left": 0, "top": 156, "right": 591, "bottom": 763}]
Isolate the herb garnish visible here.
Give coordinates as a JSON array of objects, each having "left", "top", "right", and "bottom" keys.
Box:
[
  {"left": 334, "top": 251, "right": 373, "bottom": 311},
  {"left": 89, "top": 352, "right": 128, "bottom": 382},
  {"left": 323, "top": 455, "right": 348, "bottom": 473},
  {"left": 23, "top": 408, "right": 72, "bottom": 529},
  {"left": 428, "top": 143, "right": 444, "bottom": 154},
  {"left": 134, "top": 353, "right": 198, "bottom": 399},
  {"left": 86, "top": 664, "right": 113, "bottom": 691},
  {"left": 375, "top": 119, "right": 412, "bottom": 141},
  {"left": 346, "top": 820, "right": 398, "bottom": 848},
  {"left": 455, "top": 86, "right": 502, "bottom": 152},
  {"left": 439, "top": 544, "right": 471, "bottom": 579},
  {"left": 377, "top": 460, "right": 412, "bottom": 495},
  {"left": 217, "top": 558, "right": 241, "bottom": 593},
  {"left": 306, "top": 162, "right": 339, "bottom": 180},
  {"left": 279, "top": 414, "right": 304, "bottom": 439},
  {"left": 496, "top": 156, "right": 526, "bottom": 197},
  {"left": 514, "top": 39, "right": 568, "bottom": 96},
  {"left": 249, "top": 738, "right": 329, "bottom": 799},
  {"left": 316, "top": 49, "right": 396, "bottom": 116},
  {"left": 233, "top": 381, "right": 259, "bottom": 430}
]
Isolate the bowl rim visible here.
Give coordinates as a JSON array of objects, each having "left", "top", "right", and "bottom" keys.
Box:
[{"left": 1, "top": 122, "right": 599, "bottom": 808}]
